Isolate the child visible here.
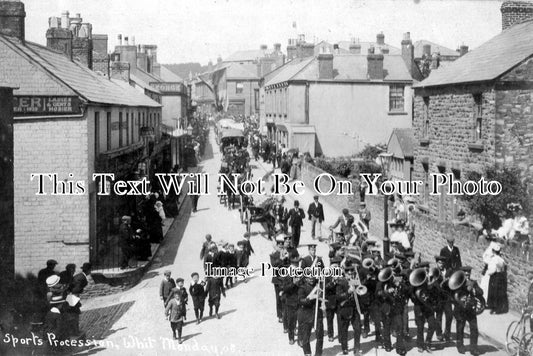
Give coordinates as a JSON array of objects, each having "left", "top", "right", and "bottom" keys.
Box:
[
  {"left": 159, "top": 271, "right": 176, "bottom": 307},
  {"left": 225, "top": 244, "right": 237, "bottom": 288},
  {"left": 172, "top": 278, "right": 188, "bottom": 321},
  {"left": 206, "top": 276, "right": 226, "bottom": 319},
  {"left": 165, "top": 291, "right": 184, "bottom": 343},
  {"left": 189, "top": 272, "right": 207, "bottom": 324}
]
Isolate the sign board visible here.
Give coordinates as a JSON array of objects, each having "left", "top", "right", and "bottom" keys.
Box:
[
  {"left": 13, "top": 96, "right": 82, "bottom": 116},
  {"left": 149, "top": 82, "right": 184, "bottom": 94}
]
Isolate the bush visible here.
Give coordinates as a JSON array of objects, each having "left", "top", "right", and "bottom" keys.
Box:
[
  {"left": 461, "top": 166, "right": 530, "bottom": 229},
  {"left": 314, "top": 158, "right": 335, "bottom": 174},
  {"left": 357, "top": 143, "right": 387, "bottom": 161},
  {"left": 331, "top": 161, "right": 353, "bottom": 178}
]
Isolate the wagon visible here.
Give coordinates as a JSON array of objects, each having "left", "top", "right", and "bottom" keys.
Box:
[{"left": 241, "top": 196, "right": 276, "bottom": 238}]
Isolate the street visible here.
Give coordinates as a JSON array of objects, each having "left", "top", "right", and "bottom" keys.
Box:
[{"left": 74, "top": 131, "right": 507, "bottom": 356}]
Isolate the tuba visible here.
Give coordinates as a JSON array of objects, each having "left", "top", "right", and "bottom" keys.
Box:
[
  {"left": 428, "top": 267, "right": 440, "bottom": 287},
  {"left": 410, "top": 268, "right": 432, "bottom": 308},
  {"left": 449, "top": 270, "right": 486, "bottom": 315}
]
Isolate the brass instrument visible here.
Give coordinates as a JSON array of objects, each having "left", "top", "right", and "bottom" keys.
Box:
[
  {"left": 449, "top": 270, "right": 486, "bottom": 315},
  {"left": 378, "top": 267, "right": 394, "bottom": 283},
  {"left": 362, "top": 258, "right": 375, "bottom": 270},
  {"left": 428, "top": 267, "right": 440, "bottom": 287},
  {"left": 409, "top": 268, "right": 433, "bottom": 308}
]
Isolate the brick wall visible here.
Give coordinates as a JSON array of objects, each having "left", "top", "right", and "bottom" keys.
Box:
[
  {"left": 412, "top": 89, "right": 497, "bottom": 221},
  {"left": 301, "top": 161, "right": 532, "bottom": 312},
  {"left": 14, "top": 117, "right": 90, "bottom": 275},
  {"left": 501, "top": 0, "right": 533, "bottom": 31}
]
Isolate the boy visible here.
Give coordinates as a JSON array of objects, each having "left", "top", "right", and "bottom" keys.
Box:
[
  {"left": 189, "top": 272, "right": 207, "bottom": 324},
  {"left": 165, "top": 291, "right": 185, "bottom": 343},
  {"left": 206, "top": 276, "right": 226, "bottom": 319},
  {"left": 159, "top": 270, "right": 176, "bottom": 307},
  {"left": 225, "top": 244, "right": 237, "bottom": 288},
  {"left": 173, "top": 278, "right": 188, "bottom": 320}
]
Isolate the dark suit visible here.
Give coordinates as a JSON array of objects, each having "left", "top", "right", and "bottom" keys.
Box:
[
  {"left": 439, "top": 245, "right": 462, "bottom": 272},
  {"left": 307, "top": 202, "right": 325, "bottom": 238},
  {"left": 71, "top": 273, "right": 88, "bottom": 296},
  {"left": 287, "top": 208, "right": 305, "bottom": 247},
  {"left": 336, "top": 278, "right": 361, "bottom": 352},
  {"left": 281, "top": 275, "right": 299, "bottom": 342},
  {"left": 297, "top": 282, "right": 323, "bottom": 356},
  {"left": 454, "top": 280, "right": 483, "bottom": 352},
  {"left": 300, "top": 255, "right": 324, "bottom": 269},
  {"left": 270, "top": 250, "right": 289, "bottom": 320},
  {"left": 189, "top": 282, "right": 207, "bottom": 321}
]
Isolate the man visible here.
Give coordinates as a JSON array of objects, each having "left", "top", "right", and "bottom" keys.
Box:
[
  {"left": 300, "top": 244, "right": 324, "bottom": 270},
  {"left": 358, "top": 202, "right": 371, "bottom": 229},
  {"left": 287, "top": 200, "right": 305, "bottom": 248},
  {"left": 200, "top": 234, "right": 213, "bottom": 264},
  {"left": 240, "top": 232, "right": 255, "bottom": 268},
  {"left": 454, "top": 266, "right": 482, "bottom": 355},
  {"left": 307, "top": 196, "right": 325, "bottom": 240},
  {"left": 409, "top": 270, "right": 437, "bottom": 352},
  {"left": 191, "top": 181, "right": 199, "bottom": 213},
  {"left": 297, "top": 276, "right": 324, "bottom": 356},
  {"left": 330, "top": 208, "right": 355, "bottom": 242},
  {"left": 38, "top": 259, "right": 58, "bottom": 287},
  {"left": 119, "top": 216, "right": 133, "bottom": 269},
  {"left": 434, "top": 255, "right": 453, "bottom": 342},
  {"left": 271, "top": 235, "right": 290, "bottom": 324},
  {"left": 325, "top": 257, "right": 341, "bottom": 342},
  {"left": 336, "top": 264, "right": 362, "bottom": 355},
  {"left": 281, "top": 255, "right": 301, "bottom": 345},
  {"left": 439, "top": 236, "right": 462, "bottom": 272},
  {"left": 58, "top": 263, "right": 76, "bottom": 287},
  {"left": 69, "top": 262, "right": 91, "bottom": 335}
]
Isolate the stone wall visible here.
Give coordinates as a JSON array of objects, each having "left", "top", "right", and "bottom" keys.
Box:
[
  {"left": 301, "top": 161, "right": 532, "bottom": 312},
  {"left": 412, "top": 89, "right": 497, "bottom": 221},
  {"left": 14, "top": 117, "right": 90, "bottom": 275}
]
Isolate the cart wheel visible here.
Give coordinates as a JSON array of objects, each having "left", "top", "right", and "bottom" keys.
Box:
[
  {"left": 519, "top": 332, "right": 533, "bottom": 356},
  {"left": 507, "top": 320, "right": 523, "bottom": 356}
]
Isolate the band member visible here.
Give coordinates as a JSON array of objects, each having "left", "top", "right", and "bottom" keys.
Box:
[
  {"left": 307, "top": 195, "right": 325, "bottom": 240},
  {"left": 297, "top": 276, "right": 324, "bottom": 356},
  {"left": 434, "top": 255, "right": 453, "bottom": 341},
  {"left": 271, "top": 235, "right": 290, "bottom": 323},
  {"left": 287, "top": 200, "right": 306, "bottom": 247},
  {"left": 330, "top": 208, "right": 355, "bottom": 242},
  {"left": 300, "top": 244, "right": 325, "bottom": 270},
  {"left": 336, "top": 264, "right": 362, "bottom": 355},
  {"left": 378, "top": 266, "right": 408, "bottom": 356},
  {"left": 325, "top": 256, "right": 342, "bottom": 341},
  {"left": 408, "top": 268, "right": 437, "bottom": 352},
  {"left": 453, "top": 266, "right": 482, "bottom": 355},
  {"left": 360, "top": 256, "right": 381, "bottom": 342},
  {"left": 440, "top": 236, "right": 462, "bottom": 272},
  {"left": 281, "top": 255, "right": 301, "bottom": 345}
]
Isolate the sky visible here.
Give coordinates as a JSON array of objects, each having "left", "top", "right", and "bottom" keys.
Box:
[{"left": 22, "top": 0, "right": 504, "bottom": 65}]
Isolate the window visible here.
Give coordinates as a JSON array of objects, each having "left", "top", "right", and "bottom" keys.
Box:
[
  {"left": 106, "top": 112, "right": 111, "bottom": 151},
  {"left": 422, "top": 97, "right": 430, "bottom": 138},
  {"left": 389, "top": 84, "right": 405, "bottom": 112},
  {"left": 119, "top": 112, "right": 123, "bottom": 147},
  {"left": 473, "top": 94, "right": 482, "bottom": 141},
  {"left": 236, "top": 82, "right": 244, "bottom": 94},
  {"left": 94, "top": 112, "right": 100, "bottom": 156}
]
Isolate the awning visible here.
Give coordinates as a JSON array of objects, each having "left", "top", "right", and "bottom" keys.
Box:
[{"left": 276, "top": 124, "right": 288, "bottom": 132}]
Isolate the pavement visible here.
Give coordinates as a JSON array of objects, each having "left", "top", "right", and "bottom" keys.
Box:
[{"left": 72, "top": 130, "right": 509, "bottom": 356}]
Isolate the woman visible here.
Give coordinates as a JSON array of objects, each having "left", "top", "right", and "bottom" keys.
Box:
[{"left": 486, "top": 244, "right": 508, "bottom": 314}]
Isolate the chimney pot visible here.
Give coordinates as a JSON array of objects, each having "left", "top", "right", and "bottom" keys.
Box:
[
  {"left": 401, "top": 32, "right": 414, "bottom": 77},
  {"left": 124, "top": 36, "right": 129, "bottom": 45},
  {"left": 117, "top": 34, "right": 122, "bottom": 45},
  {"left": 459, "top": 44, "right": 469, "bottom": 56},
  {"left": 274, "top": 43, "right": 281, "bottom": 51},
  {"left": 403, "top": 32, "right": 411, "bottom": 41},
  {"left": 381, "top": 46, "right": 389, "bottom": 54},
  {"left": 376, "top": 32, "right": 385, "bottom": 45}
]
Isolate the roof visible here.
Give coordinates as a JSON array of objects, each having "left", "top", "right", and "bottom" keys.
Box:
[
  {"left": 225, "top": 62, "right": 259, "bottom": 80},
  {"left": 265, "top": 54, "right": 412, "bottom": 87},
  {"left": 160, "top": 65, "right": 183, "bottom": 82},
  {"left": 413, "top": 40, "right": 460, "bottom": 59},
  {"left": 415, "top": 20, "right": 533, "bottom": 88},
  {"left": 0, "top": 35, "right": 160, "bottom": 107},
  {"left": 225, "top": 49, "right": 267, "bottom": 62},
  {"left": 130, "top": 73, "right": 161, "bottom": 94},
  {"left": 388, "top": 128, "right": 415, "bottom": 158}
]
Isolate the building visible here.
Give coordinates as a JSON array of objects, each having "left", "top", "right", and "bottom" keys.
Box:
[
  {"left": 0, "top": 83, "right": 15, "bottom": 275},
  {"left": 412, "top": 0, "right": 533, "bottom": 222},
  {"left": 387, "top": 128, "right": 415, "bottom": 182},
  {"left": 261, "top": 34, "right": 416, "bottom": 157},
  {"left": 313, "top": 32, "right": 401, "bottom": 57},
  {"left": 0, "top": 0, "right": 162, "bottom": 273}
]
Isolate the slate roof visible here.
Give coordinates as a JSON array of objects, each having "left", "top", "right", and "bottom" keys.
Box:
[
  {"left": 389, "top": 128, "right": 415, "bottom": 158},
  {"left": 415, "top": 20, "right": 533, "bottom": 88},
  {"left": 265, "top": 54, "right": 412, "bottom": 87},
  {"left": 130, "top": 73, "right": 161, "bottom": 94},
  {"left": 0, "top": 35, "right": 160, "bottom": 107},
  {"left": 413, "top": 40, "right": 460, "bottom": 58},
  {"left": 225, "top": 62, "right": 259, "bottom": 80},
  {"left": 160, "top": 65, "right": 183, "bottom": 82}
]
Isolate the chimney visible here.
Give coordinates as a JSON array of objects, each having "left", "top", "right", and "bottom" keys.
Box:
[
  {"left": 273, "top": 43, "right": 281, "bottom": 52},
  {"left": 401, "top": 32, "right": 414, "bottom": 76},
  {"left": 217, "top": 56, "right": 222, "bottom": 64},
  {"left": 117, "top": 34, "right": 122, "bottom": 45},
  {"left": 92, "top": 34, "right": 108, "bottom": 55},
  {"left": 72, "top": 23, "right": 93, "bottom": 69},
  {"left": 0, "top": 0, "right": 26, "bottom": 42},
  {"left": 333, "top": 43, "right": 339, "bottom": 55},
  {"left": 287, "top": 38, "right": 297, "bottom": 60},
  {"left": 422, "top": 44, "right": 431, "bottom": 57},
  {"left": 61, "top": 10, "right": 69, "bottom": 29},
  {"left": 131, "top": 36, "right": 135, "bottom": 46},
  {"left": 136, "top": 51, "right": 147, "bottom": 71},
  {"left": 46, "top": 27, "right": 72, "bottom": 60},
  {"left": 258, "top": 56, "right": 275, "bottom": 77},
  {"left": 110, "top": 61, "right": 130, "bottom": 81},
  {"left": 260, "top": 44, "right": 267, "bottom": 51},
  {"left": 298, "top": 33, "right": 305, "bottom": 43},
  {"left": 318, "top": 48, "right": 334, "bottom": 79},
  {"left": 381, "top": 46, "right": 389, "bottom": 54},
  {"left": 349, "top": 39, "right": 361, "bottom": 54},
  {"left": 300, "top": 42, "right": 315, "bottom": 58},
  {"left": 459, "top": 44, "right": 469, "bottom": 56},
  {"left": 376, "top": 32, "right": 385, "bottom": 45},
  {"left": 124, "top": 36, "right": 129, "bottom": 45},
  {"left": 367, "top": 47, "right": 384, "bottom": 80},
  {"left": 501, "top": 0, "right": 533, "bottom": 30}
]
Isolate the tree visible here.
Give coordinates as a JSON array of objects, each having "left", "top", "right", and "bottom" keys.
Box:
[{"left": 461, "top": 166, "right": 530, "bottom": 229}]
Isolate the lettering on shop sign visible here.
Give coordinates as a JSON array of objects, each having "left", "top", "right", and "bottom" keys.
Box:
[
  {"left": 13, "top": 96, "right": 81, "bottom": 116},
  {"left": 149, "top": 82, "right": 184, "bottom": 93}
]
